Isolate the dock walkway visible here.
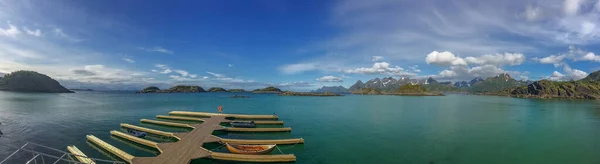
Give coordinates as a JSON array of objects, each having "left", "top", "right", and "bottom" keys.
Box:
[{"left": 74, "top": 111, "right": 301, "bottom": 163}]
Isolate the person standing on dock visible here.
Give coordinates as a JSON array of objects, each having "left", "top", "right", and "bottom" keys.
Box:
[{"left": 218, "top": 106, "right": 223, "bottom": 113}]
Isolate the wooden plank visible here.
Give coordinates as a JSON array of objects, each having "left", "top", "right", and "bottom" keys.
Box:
[
  {"left": 120, "top": 123, "right": 181, "bottom": 140},
  {"left": 156, "top": 115, "right": 204, "bottom": 122},
  {"left": 86, "top": 135, "right": 134, "bottom": 163},
  {"left": 217, "top": 136, "right": 304, "bottom": 145},
  {"left": 140, "top": 119, "right": 195, "bottom": 129},
  {"left": 67, "top": 145, "right": 96, "bottom": 164},
  {"left": 169, "top": 111, "right": 278, "bottom": 120},
  {"left": 110, "top": 130, "right": 159, "bottom": 151},
  {"left": 210, "top": 152, "right": 296, "bottom": 163},
  {"left": 251, "top": 120, "right": 284, "bottom": 125},
  {"left": 225, "top": 127, "right": 292, "bottom": 132}
]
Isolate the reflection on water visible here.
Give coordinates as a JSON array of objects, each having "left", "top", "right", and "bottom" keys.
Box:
[{"left": 1, "top": 91, "right": 600, "bottom": 164}]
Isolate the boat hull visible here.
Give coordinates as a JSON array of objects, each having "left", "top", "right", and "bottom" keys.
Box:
[{"left": 226, "top": 143, "right": 276, "bottom": 155}]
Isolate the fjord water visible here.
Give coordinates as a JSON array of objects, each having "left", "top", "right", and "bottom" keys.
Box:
[{"left": 1, "top": 91, "right": 600, "bottom": 164}]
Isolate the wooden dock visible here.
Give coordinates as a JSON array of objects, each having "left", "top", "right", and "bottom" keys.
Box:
[
  {"left": 67, "top": 145, "right": 96, "bottom": 164},
  {"left": 71, "top": 111, "right": 302, "bottom": 164},
  {"left": 169, "top": 111, "right": 279, "bottom": 119}
]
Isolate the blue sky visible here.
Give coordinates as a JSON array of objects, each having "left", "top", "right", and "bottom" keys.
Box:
[{"left": 1, "top": 0, "right": 600, "bottom": 91}]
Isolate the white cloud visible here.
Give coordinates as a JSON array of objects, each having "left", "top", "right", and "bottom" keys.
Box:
[
  {"left": 206, "top": 71, "right": 225, "bottom": 78},
  {"left": 436, "top": 65, "right": 509, "bottom": 81},
  {"left": 564, "top": 0, "right": 584, "bottom": 16},
  {"left": 122, "top": 58, "right": 135, "bottom": 63},
  {"left": 280, "top": 63, "right": 318, "bottom": 74},
  {"left": 344, "top": 62, "right": 414, "bottom": 76},
  {"left": 316, "top": 75, "right": 344, "bottom": 82},
  {"left": 408, "top": 65, "right": 421, "bottom": 73},
  {"left": 425, "top": 51, "right": 467, "bottom": 66},
  {"left": 581, "top": 52, "right": 600, "bottom": 62},
  {"left": 174, "top": 70, "right": 189, "bottom": 77},
  {"left": 533, "top": 54, "right": 566, "bottom": 66},
  {"left": 524, "top": 5, "right": 542, "bottom": 21},
  {"left": 24, "top": 27, "right": 42, "bottom": 37},
  {"left": 371, "top": 56, "right": 384, "bottom": 62},
  {"left": 0, "top": 22, "right": 21, "bottom": 38},
  {"left": 139, "top": 46, "right": 173, "bottom": 54},
  {"left": 596, "top": 0, "right": 600, "bottom": 11},
  {"left": 151, "top": 64, "right": 172, "bottom": 74},
  {"left": 54, "top": 28, "right": 83, "bottom": 42},
  {"left": 276, "top": 81, "right": 313, "bottom": 88},
  {"left": 228, "top": 64, "right": 233, "bottom": 67},
  {"left": 464, "top": 53, "right": 526, "bottom": 66},
  {"left": 545, "top": 64, "right": 588, "bottom": 81}
]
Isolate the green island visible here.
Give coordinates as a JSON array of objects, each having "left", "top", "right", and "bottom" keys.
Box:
[
  {"left": 138, "top": 85, "right": 206, "bottom": 93},
  {"left": 279, "top": 91, "right": 342, "bottom": 96},
  {"left": 207, "top": 87, "right": 227, "bottom": 92},
  {"left": 252, "top": 87, "right": 282, "bottom": 93},
  {"left": 0, "top": 70, "right": 73, "bottom": 93}
]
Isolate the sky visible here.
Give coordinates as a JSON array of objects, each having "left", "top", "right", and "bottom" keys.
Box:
[{"left": 1, "top": 0, "right": 600, "bottom": 91}]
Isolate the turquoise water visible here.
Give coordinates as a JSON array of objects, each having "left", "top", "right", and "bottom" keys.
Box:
[{"left": 1, "top": 91, "right": 600, "bottom": 164}]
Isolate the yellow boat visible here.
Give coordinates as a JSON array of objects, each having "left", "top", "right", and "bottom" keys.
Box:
[{"left": 225, "top": 143, "right": 276, "bottom": 155}]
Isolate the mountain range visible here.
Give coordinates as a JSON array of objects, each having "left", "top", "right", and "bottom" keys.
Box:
[
  {"left": 313, "top": 86, "right": 350, "bottom": 93},
  {"left": 347, "top": 74, "right": 532, "bottom": 93}
]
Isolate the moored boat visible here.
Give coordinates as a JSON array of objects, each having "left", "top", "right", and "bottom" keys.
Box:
[
  {"left": 225, "top": 143, "right": 276, "bottom": 154},
  {"left": 230, "top": 121, "right": 257, "bottom": 128},
  {"left": 127, "top": 129, "right": 147, "bottom": 138}
]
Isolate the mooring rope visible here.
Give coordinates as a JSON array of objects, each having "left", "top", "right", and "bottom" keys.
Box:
[{"left": 275, "top": 145, "right": 284, "bottom": 155}]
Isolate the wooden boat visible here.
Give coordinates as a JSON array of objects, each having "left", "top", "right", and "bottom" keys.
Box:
[
  {"left": 230, "top": 121, "right": 256, "bottom": 128},
  {"left": 226, "top": 143, "right": 276, "bottom": 154},
  {"left": 127, "top": 129, "right": 147, "bottom": 138}
]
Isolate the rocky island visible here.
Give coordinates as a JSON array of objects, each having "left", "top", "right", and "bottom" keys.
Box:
[
  {"left": 279, "top": 91, "right": 342, "bottom": 96},
  {"left": 227, "top": 89, "right": 246, "bottom": 92},
  {"left": 352, "top": 84, "right": 443, "bottom": 96},
  {"left": 207, "top": 87, "right": 227, "bottom": 92},
  {"left": 252, "top": 87, "right": 282, "bottom": 94},
  {"left": 0, "top": 70, "right": 73, "bottom": 93},
  {"left": 138, "top": 85, "right": 206, "bottom": 93},
  {"left": 508, "top": 70, "right": 600, "bottom": 99}
]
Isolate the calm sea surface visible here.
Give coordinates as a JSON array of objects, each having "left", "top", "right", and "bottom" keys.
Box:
[{"left": 1, "top": 91, "right": 600, "bottom": 164}]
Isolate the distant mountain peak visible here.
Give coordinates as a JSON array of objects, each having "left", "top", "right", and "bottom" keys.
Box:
[{"left": 581, "top": 70, "right": 600, "bottom": 81}]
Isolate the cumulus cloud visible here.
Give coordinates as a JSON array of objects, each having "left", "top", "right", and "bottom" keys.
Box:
[
  {"left": 436, "top": 65, "right": 507, "bottom": 81},
  {"left": 545, "top": 64, "right": 588, "bottom": 81},
  {"left": 581, "top": 52, "right": 600, "bottom": 62},
  {"left": 465, "top": 53, "right": 525, "bottom": 66},
  {"left": 426, "top": 50, "right": 527, "bottom": 80},
  {"left": 344, "top": 62, "right": 414, "bottom": 76},
  {"left": 425, "top": 51, "right": 467, "bottom": 66},
  {"left": 316, "top": 75, "right": 344, "bottom": 82},
  {"left": 122, "top": 58, "right": 135, "bottom": 63},
  {"left": 533, "top": 54, "right": 566, "bottom": 66},
  {"left": 371, "top": 56, "right": 384, "bottom": 62},
  {"left": 139, "top": 46, "right": 173, "bottom": 54},
  {"left": 0, "top": 22, "right": 21, "bottom": 38}
]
